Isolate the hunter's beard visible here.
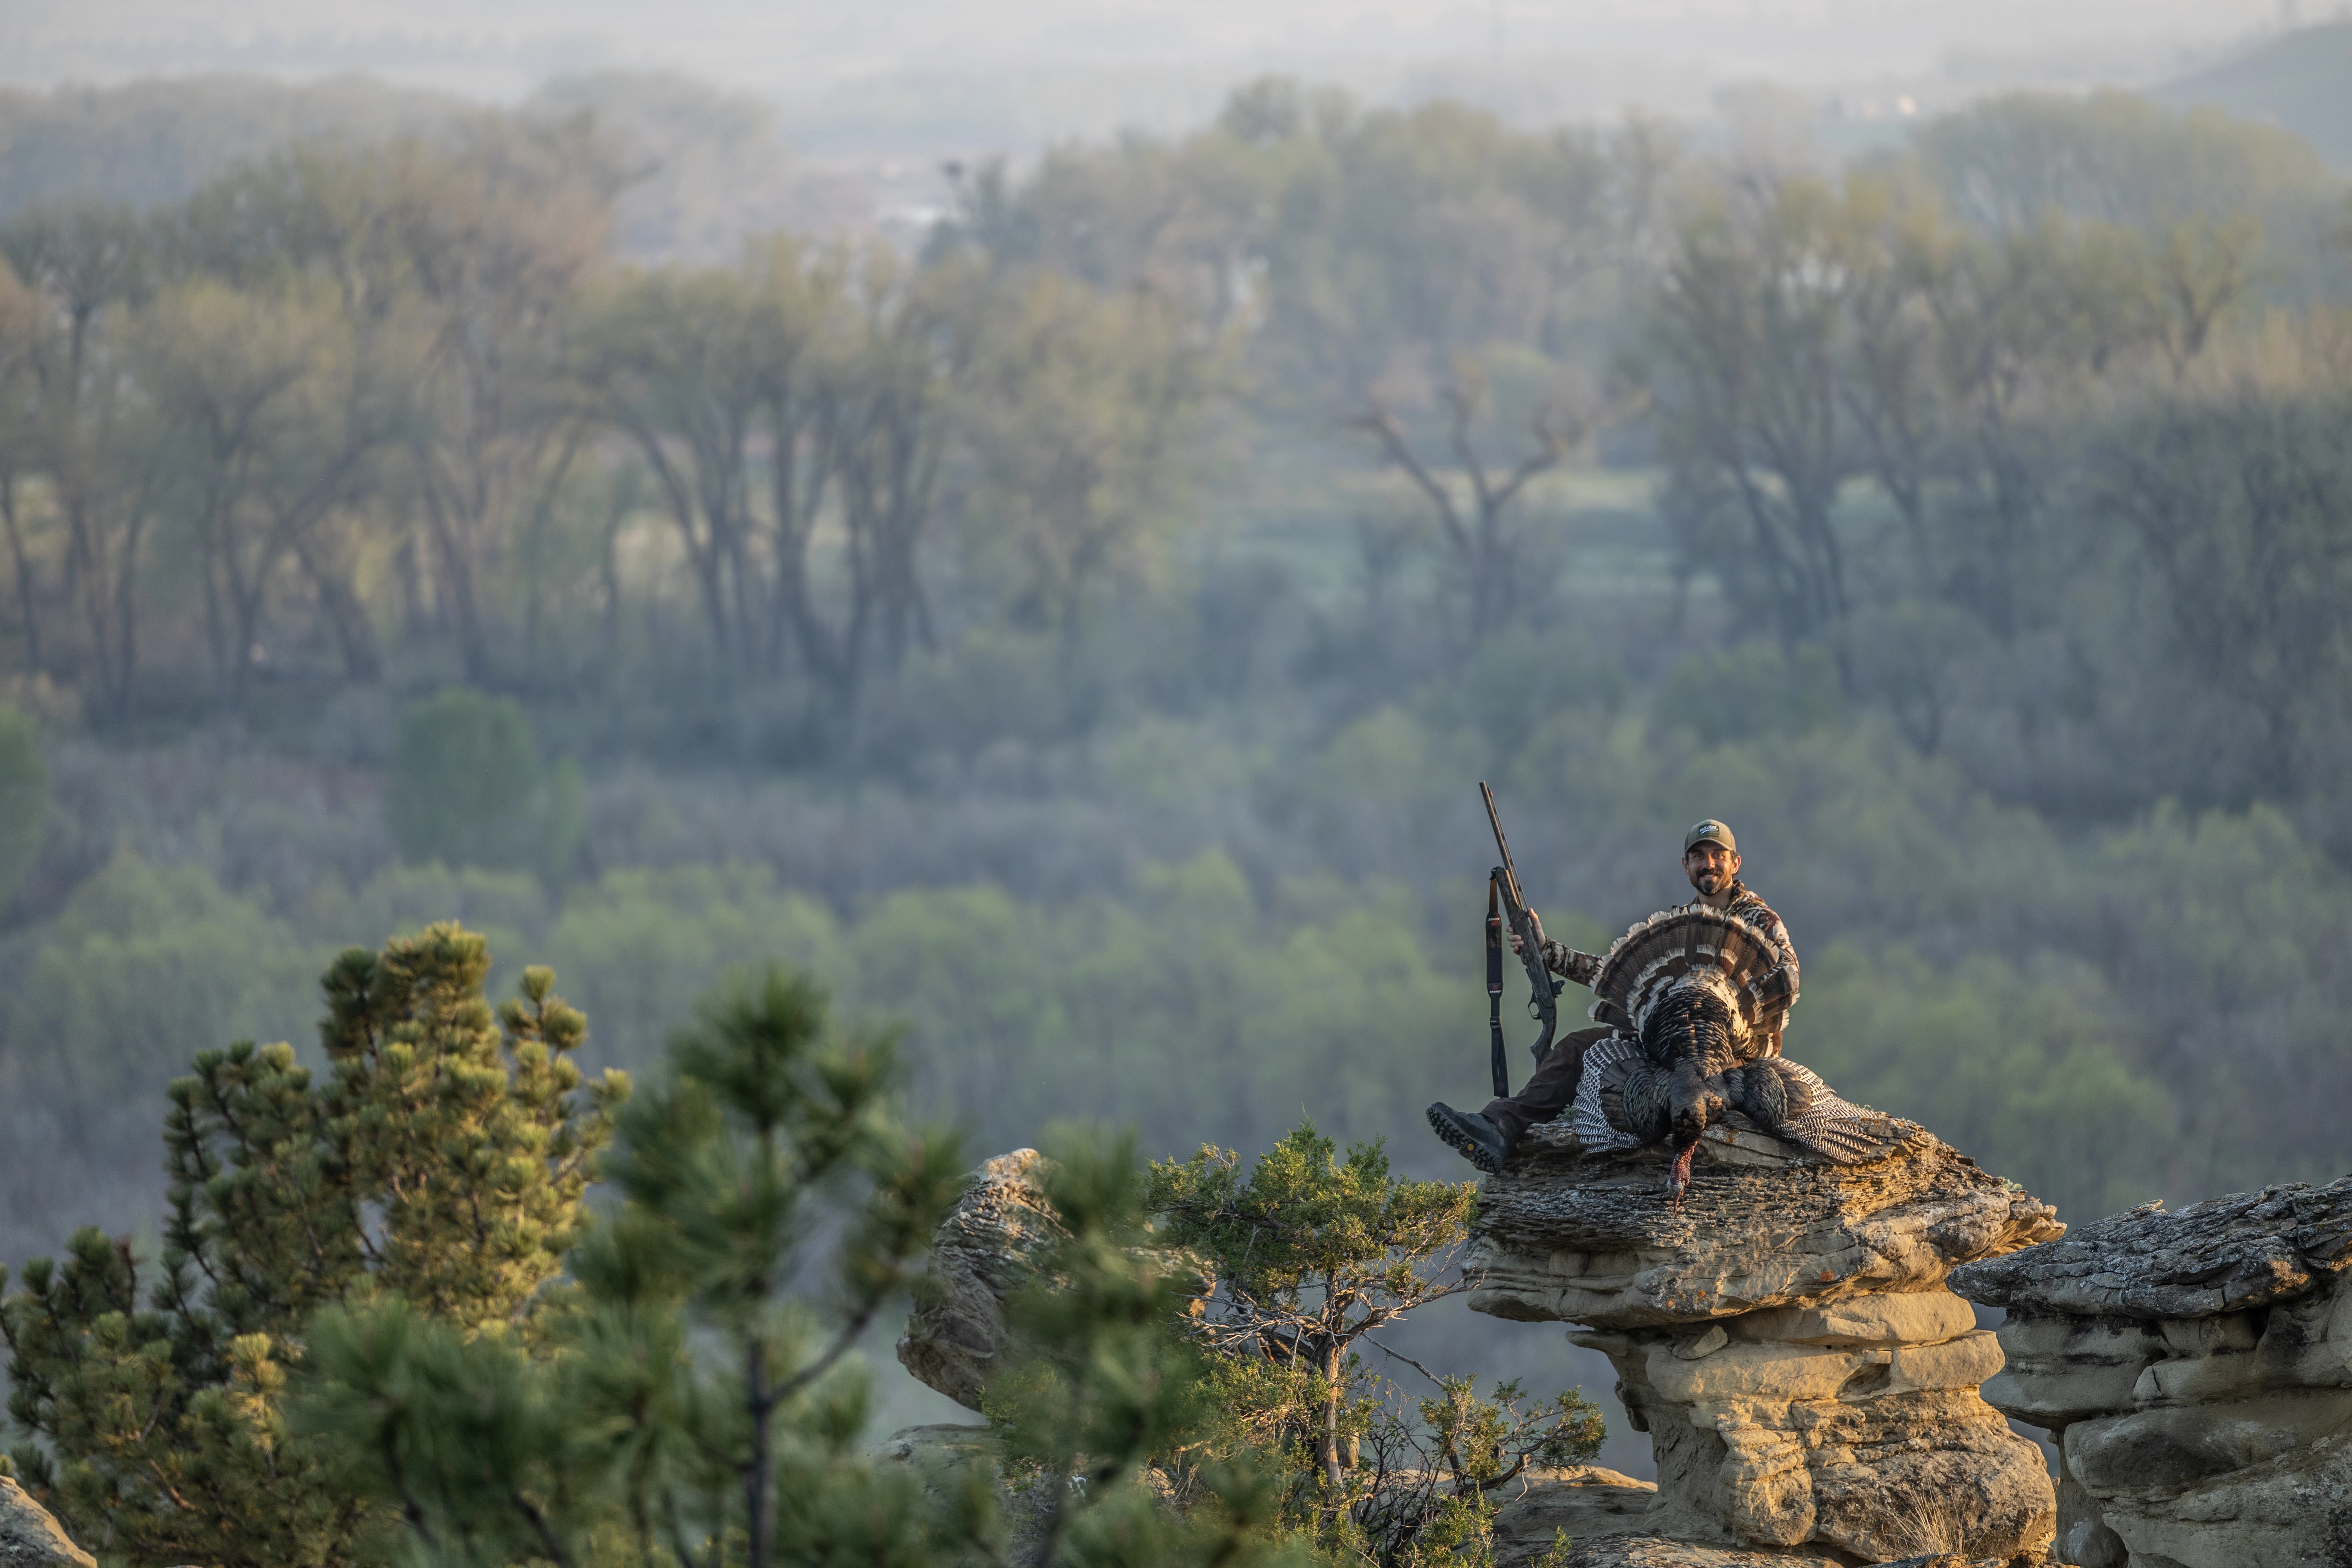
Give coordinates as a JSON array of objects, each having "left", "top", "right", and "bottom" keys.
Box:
[{"left": 1689, "top": 868, "right": 1729, "bottom": 897}]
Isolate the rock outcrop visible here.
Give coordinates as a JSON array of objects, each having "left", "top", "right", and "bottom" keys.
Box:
[
  {"left": 1950, "top": 1176, "right": 2352, "bottom": 1568},
  {"left": 897, "top": 1149, "right": 1066, "bottom": 1410},
  {"left": 873, "top": 1423, "right": 1063, "bottom": 1563},
  {"left": 0, "top": 1477, "right": 96, "bottom": 1568},
  {"left": 1469, "top": 1118, "right": 2064, "bottom": 1564},
  {"left": 1492, "top": 1465, "right": 2028, "bottom": 1568},
  {"left": 1490, "top": 1464, "right": 1662, "bottom": 1564}
]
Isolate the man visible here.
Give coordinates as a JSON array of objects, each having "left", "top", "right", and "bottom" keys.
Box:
[{"left": 1426, "top": 818, "right": 1798, "bottom": 1173}]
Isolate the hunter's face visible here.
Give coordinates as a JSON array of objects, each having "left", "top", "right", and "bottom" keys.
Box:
[{"left": 1683, "top": 844, "right": 1739, "bottom": 896}]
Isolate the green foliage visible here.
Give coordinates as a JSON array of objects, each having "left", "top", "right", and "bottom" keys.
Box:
[
  {"left": 296, "top": 1296, "right": 592, "bottom": 1568},
  {"left": 298, "top": 964, "right": 977, "bottom": 1568},
  {"left": 880, "top": 625, "right": 1073, "bottom": 756},
  {"left": 547, "top": 864, "right": 841, "bottom": 1073},
  {"left": 1448, "top": 626, "right": 1624, "bottom": 771},
  {"left": 540, "top": 757, "right": 589, "bottom": 886},
  {"left": 1650, "top": 643, "right": 1844, "bottom": 748},
  {"left": 1907, "top": 89, "right": 2337, "bottom": 234},
  {"left": 957, "top": 270, "right": 1219, "bottom": 635},
  {"left": 536, "top": 849, "right": 1469, "bottom": 1169},
  {"left": 1797, "top": 944, "right": 2176, "bottom": 1219},
  {"left": 0, "top": 702, "right": 45, "bottom": 902},
  {"left": 984, "top": 1126, "right": 1310, "bottom": 1568},
  {"left": 0, "top": 76, "right": 465, "bottom": 217},
  {"left": 309, "top": 862, "right": 551, "bottom": 976},
  {"left": 2091, "top": 380, "right": 2352, "bottom": 796},
  {"left": 1148, "top": 1126, "right": 1476, "bottom": 1350},
  {"left": 1144, "top": 1125, "right": 1602, "bottom": 1567},
  {"left": 386, "top": 690, "right": 583, "bottom": 881},
  {"left": 0, "top": 852, "right": 592, "bottom": 1269},
  {"left": 385, "top": 689, "right": 540, "bottom": 868},
  {"left": 0, "top": 923, "right": 622, "bottom": 1568},
  {"left": 7, "top": 846, "right": 316, "bottom": 1142},
  {"left": 950, "top": 86, "right": 1660, "bottom": 638},
  {"left": 0, "top": 75, "right": 2345, "bottom": 1433}
]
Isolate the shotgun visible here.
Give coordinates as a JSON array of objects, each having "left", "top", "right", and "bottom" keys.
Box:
[{"left": 1481, "top": 781, "right": 1561, "bottom": 1074}]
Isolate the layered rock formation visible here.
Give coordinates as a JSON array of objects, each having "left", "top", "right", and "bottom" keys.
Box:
[
  {"left": 1950, "top": 1176, "right": 2352, "bottom": 1568},
  {"left": 898, "top": 1137, "right": 2072, "bottom": 1566},
  {"left": 1489, "top": 1463, "right": 1661, "bottom": 1563},
  {"left": 897, "top": 1149, "right": 1065, "bottom": 1410},
  {"left": 1468, "top": 1118, "right": 2065, "bottom": 1564}
]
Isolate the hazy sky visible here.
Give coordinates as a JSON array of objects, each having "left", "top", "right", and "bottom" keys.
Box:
[{"left": 4, "top": 0, "right": 2293, "bottom": 100}]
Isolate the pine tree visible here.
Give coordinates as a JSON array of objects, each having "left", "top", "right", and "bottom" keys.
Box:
[
  {"left": 0, "top": 923, "right": 625, "bottom": 1568},
  {"left": 981, "top": 1127, "right": 1311, "bottom": 1568},
  {"left": 295, "top": 965, "right": 981, "bottom": 1568}
]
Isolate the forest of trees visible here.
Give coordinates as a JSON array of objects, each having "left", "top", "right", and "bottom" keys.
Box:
[{"left": 0, "top": 72, "right": 2348, "bottom": 1412}]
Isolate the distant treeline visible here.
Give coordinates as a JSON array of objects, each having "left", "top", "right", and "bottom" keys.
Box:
[
  {"left": 956, "top": 81, "right": 2352, "bottom": 816},
  {"left": 0, "top": 83, "right": 2345, "bottom": 804},
  {"left": 0, "top": 107, "right": 1214, "bottom": 752}
]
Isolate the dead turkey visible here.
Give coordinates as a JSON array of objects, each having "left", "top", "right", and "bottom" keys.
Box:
[{"left": 1568, "top": 907, "right": 1883, "bottom": 1201}]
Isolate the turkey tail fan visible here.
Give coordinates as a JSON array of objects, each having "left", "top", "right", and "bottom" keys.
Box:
[
  {"left": 1742, "top": 964, "right": 1798, "bottom": 1042},
  {"left": 1591, "top": 907, "right": 1794, "bottom": 1044}
]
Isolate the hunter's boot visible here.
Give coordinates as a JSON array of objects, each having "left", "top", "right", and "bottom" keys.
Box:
[{"left": 1425, "top": 1102, "right": 1513, "bottom": 1173}]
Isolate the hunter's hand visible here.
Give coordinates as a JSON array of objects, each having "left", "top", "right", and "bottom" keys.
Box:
[{"left": 1508, "top": 913, "right": 1546, "bottom": 955}]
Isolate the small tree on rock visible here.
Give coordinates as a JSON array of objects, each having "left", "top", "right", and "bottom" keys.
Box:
[
  {"left": 982, "top": 1126, "right": 1311, "bottom": 1568},
  {"left": 1145, "top": 1123, "right": 1602, "bottom": 1568}
]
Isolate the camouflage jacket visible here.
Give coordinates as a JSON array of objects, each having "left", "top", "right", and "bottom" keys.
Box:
[{"left": 1538, "top": 879, "right": 1798, "bottom": 1040}]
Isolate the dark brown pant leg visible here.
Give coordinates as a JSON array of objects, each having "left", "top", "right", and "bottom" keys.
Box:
[{"left": 1482, "top": 1025, "right": 1618, "bottom": 1146}]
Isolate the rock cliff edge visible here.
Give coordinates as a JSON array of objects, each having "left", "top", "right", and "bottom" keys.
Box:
[
  {"left": 1468, "top": 1118, "right": 2063, "bottom": 1564},
  {"left": 1951, "top": 1175, "right": 2352, "bottom": 1568}
]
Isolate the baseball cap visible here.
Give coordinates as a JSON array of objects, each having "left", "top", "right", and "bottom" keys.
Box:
[{"left": 1683, "top": 819, "right": 1737, "bottom": 855}]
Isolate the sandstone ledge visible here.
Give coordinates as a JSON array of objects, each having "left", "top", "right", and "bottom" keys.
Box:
[
  {"left": 1949, "top": 1175, "right": 2352, "bottom": 1321},
  {"left": 1468, "top": 1120, "right": 2063, "bottom": 1330},
  {"left": 1948, "top": 1176, "right": 2352, "bottom": 1568},
  {"left": 1468, "top": 1121, "right": 2061, "bottom": 1564}
]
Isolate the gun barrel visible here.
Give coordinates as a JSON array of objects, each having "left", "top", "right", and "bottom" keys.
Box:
[{"left": 1479, "top": 781, "right": 1526, "bottom": 906}]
